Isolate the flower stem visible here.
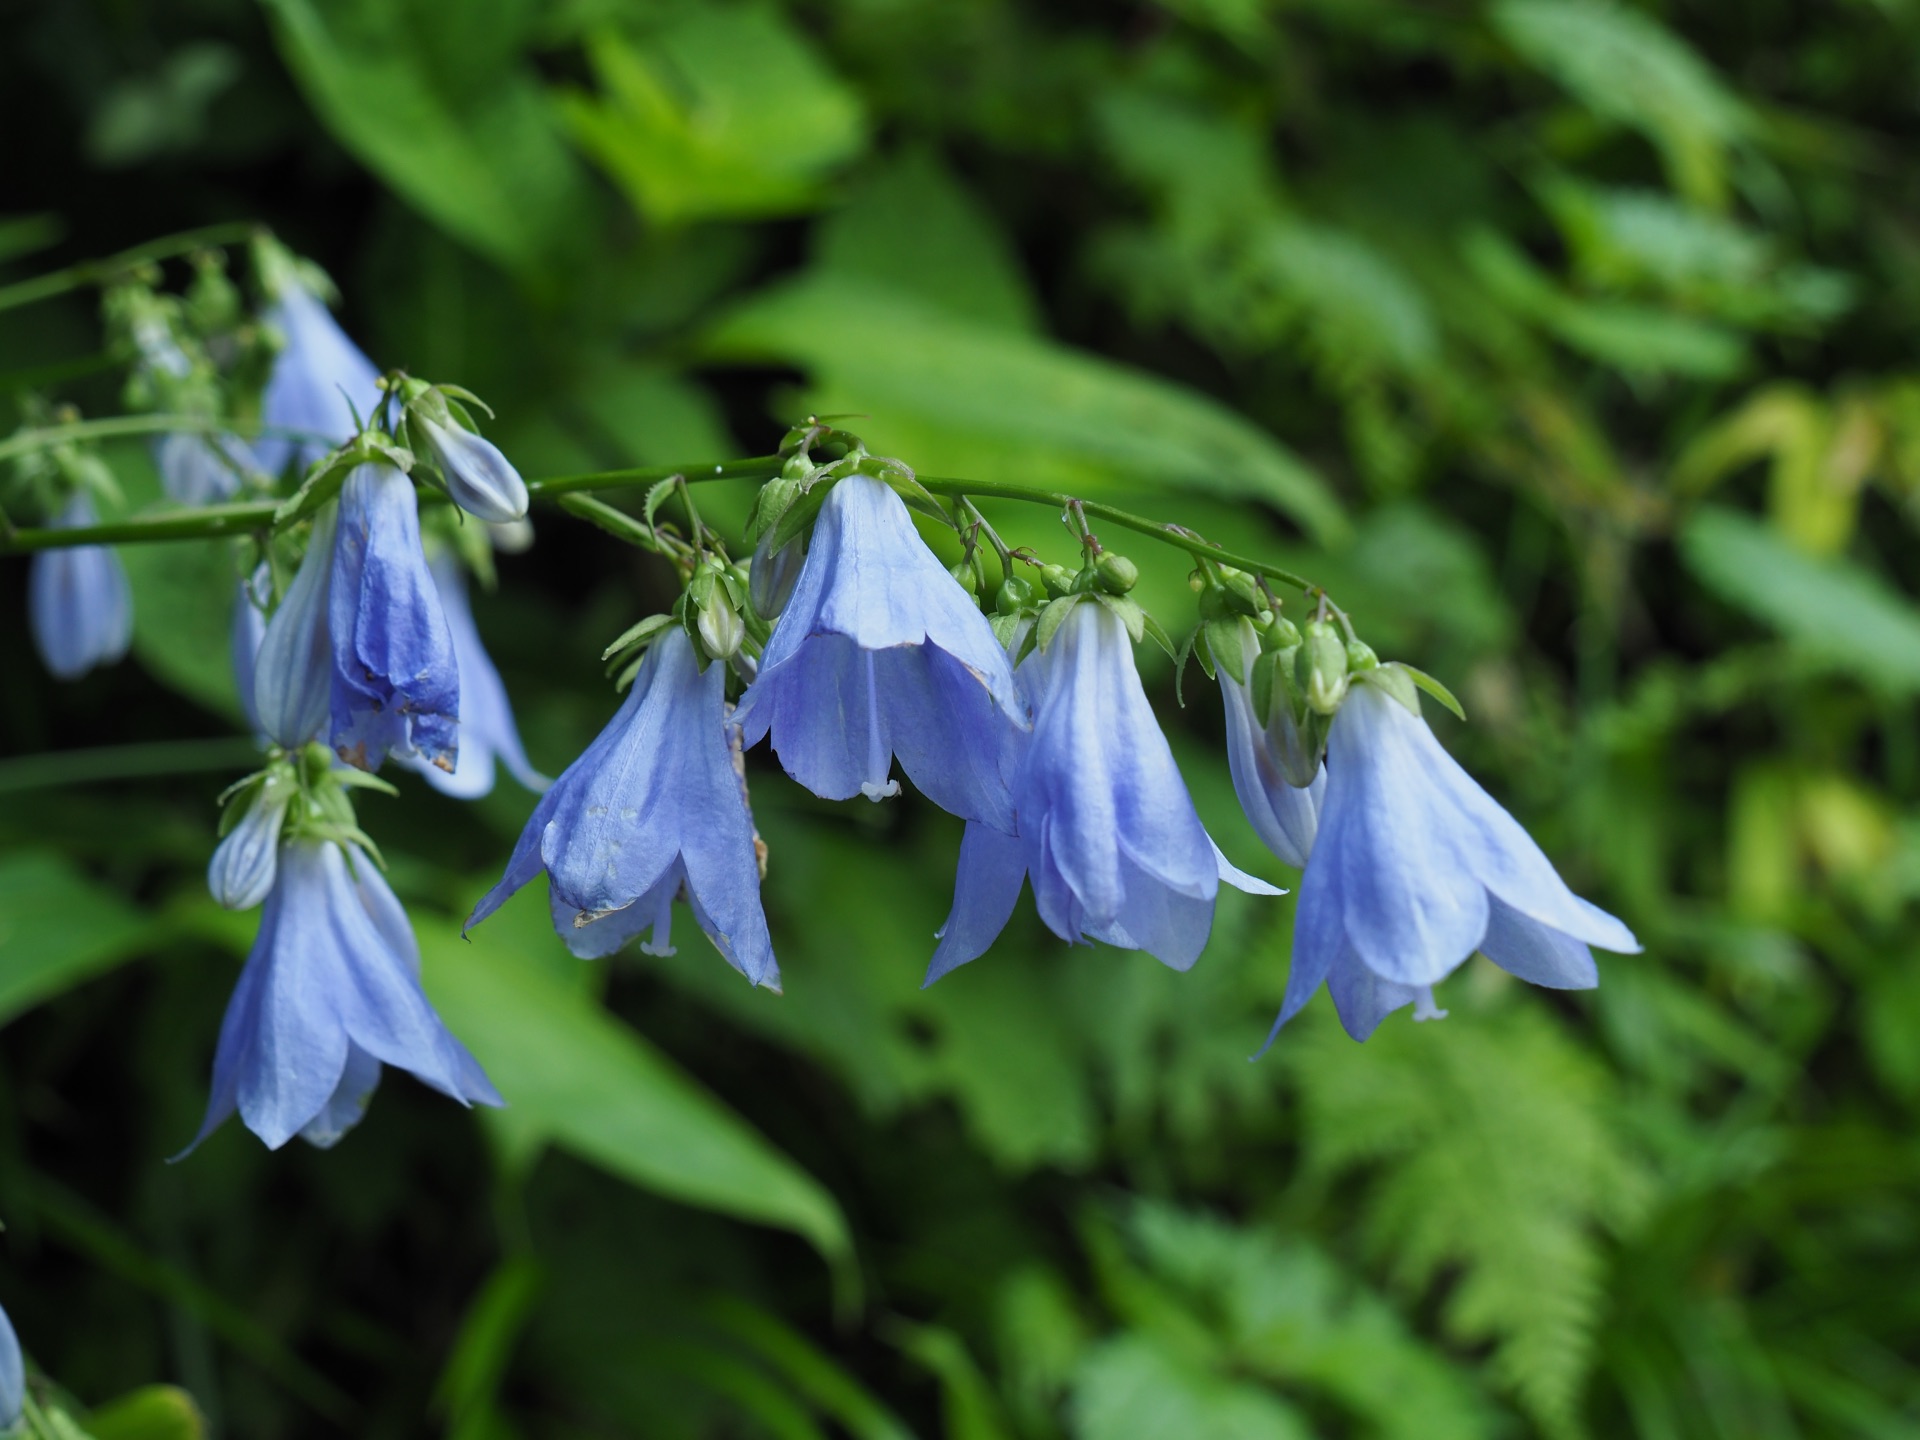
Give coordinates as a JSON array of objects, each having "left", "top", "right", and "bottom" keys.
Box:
[
  {"left": 0, "top": 221, "right": 267, "bottom": 313},
  {"left": 0, "top": 737, "right": 266, "bottom": 795}
]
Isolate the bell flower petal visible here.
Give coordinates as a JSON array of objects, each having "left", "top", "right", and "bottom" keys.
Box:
[
  {"left": 257, "top": 284, "right": 383, "bottom": 475},
  {"left": 181, "top": 838, "right": 501, "bottom": 1153},
  {"left": 328, "top": 464, "right": 460, "bottom": 773},
  {"left": 734, "top": 474, "right": 1024, "bottom": 830},
  {"left": 0, "top": 1301, "right": 21, "bottom": 1430},
  {"left": 29, "top": 492, "right": 133, "bottom": 682},
  {"left": 253, "top": 508, "right": 336, "bottom": 749},
  {"left": 155, "top": 431, "right": 253, "bottom": 505},
  {"left": 1218, "top": 624, "right": 1324, "bottom": 869},
  {"left": 468, "top": 628, "right": 778, "bottom": 988},
  {"left": 401, "top": 554, "right": 546, "bottom": 799}
]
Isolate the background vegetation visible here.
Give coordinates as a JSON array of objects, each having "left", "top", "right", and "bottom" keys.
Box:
[{"left": 3, "top": 0, "right": 1918, "bottom": 1435}]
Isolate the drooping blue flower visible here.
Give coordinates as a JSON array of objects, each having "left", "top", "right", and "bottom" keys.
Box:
[
  {"left": 184, "top": 837, "right": 501, "bottom": 1152},
  {"left": 253, "top": 509, "right": 336, "bottom": 749},
  {"left": 328, "top": 464, "right": 459, "bottom": 773},
  {"left": 929, "top": 599, "right": 1280, "bottom": 982},
  {"left": 414, "top": 414, "right": 528, "bottom": 523},
  {"left": 401, "top": 554, "right": 545, "bottom": 799},
  {"left": 468, "top": 628, "right": 778, "bottom": 988},
  {"left": 256, "top": 283, "right": 383, "bottom": 476},
  {"left": 28, "top": 492, "right": 132, "bottom": 681},
  {"left": 0, "top": 1300, "right": 21, "bottom": 1430},
  {"left": 1217, "top": 621, "right": 1324, "bottom": 870},
  {"left": 155, "top": 431, "right": 253, "bottom": 506},
  {"left": 733, "top": 474, "right": 1025, "bottom": 830},
  {"left": 1265, "top": 680, "right": 1639, "bottom": 1045}
]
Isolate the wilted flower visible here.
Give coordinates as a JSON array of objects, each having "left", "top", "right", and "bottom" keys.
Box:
[
  {"left": 155, "top": 431, "right": 253, "bottom": 506},
  {"left": 1265, "top": 679, "right": 1639, "bottom": 1045},
  {"left": 413, "top": 412, "right": 528, "bottom": 523},
  {"left": 468, "top": 628, "right": 778, "bottom": 988},
  {"left": 400, "top": 554, "right": 545, "bottom": 799},
  {"left": 208, "top": 772, "right": 293, "bottom": 910},
  {"left": 1218, "top": 620, "right": 1323, "bottom": 869},
  {"left": 0, "top": 1300, "right": 20, "bottom": 1430},
  {"left": 329, "top": 464, "right": 459, "bottom": 773},
  {"left": 253, "top": 510, "right": 336, "bottom": 748},
  {"left": 183, "top": 837, "right": 500, "bottom": 1152},
  {"left": 256, "top": 283, "right": 383, "bottom": 475},
  {"left": 734, "top": 474, "right": 1025, "bottom": 830},
  {"left": 929, "top": 599, "right": 1279, "bottom": 981},
  {"left": 29, "top": 492, "right": 132, "bottom": 681}
]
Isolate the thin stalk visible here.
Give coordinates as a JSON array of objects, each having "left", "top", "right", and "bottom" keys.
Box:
[
  {"left": 0, "top": 221, "right": 266, "bottom": 313},
  {"left": 0, "top": 412, "right": 325, "bottom": 468},
  {"left": 0, "top": 737, "right": 265, "bottom": 795},
  {"left": 527, "top": 455, "right": 784, "bottom": 499}
]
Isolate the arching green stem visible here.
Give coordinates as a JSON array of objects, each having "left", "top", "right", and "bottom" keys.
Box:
[{"left": 0, "top": 221, "right": 267, "bottom": 314}]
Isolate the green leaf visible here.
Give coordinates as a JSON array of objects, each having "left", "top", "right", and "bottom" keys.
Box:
[
  {"left": 0, "top": 852, "right": 149, "bottom": 1028},
  {"left": 703, "top": 275, "right": 1347, "bottom": 543},
  {"left": 87, "top": 1386, "right": 207, "bottom": 1440},
  {"left": 1034, "top": 595, "right": 1081, "bottom": 654},
  {"left": 421, "top": 885, "right": 854, "bottom": 1281},
  {"left": 261, "top": 0, "right": 589, "bottom": 274},
  {"left": 557, "top": 11, "right": 865, "bottom": 226},
  {"left": 1680, "top": 506, "right": 1920, "bottom": 692},
  {"left": 1072, "top": 1335, "right": 1312, "bottom": 1440},
  {"left": 121, "top": 531, "right": 243, "bottom": 721}
]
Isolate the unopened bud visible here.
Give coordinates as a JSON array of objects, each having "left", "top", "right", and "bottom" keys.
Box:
[
  {"left": 1300, "top": 619, "right": 1350, "bottom": 716},
  {"left": 1268, "top": 616, "right": 1302, "bottom": 649},
  {"left": 416, "top": 413, "right": 528, "bottom": 523},
  {"left": 209, "top": 778, "right": 292, "bottom": 910},
  {"left": 749, "top": 528, "right": 806, "bottom": 619},
  {"left": 996, "top": 576, "right": 1036, "bottom": 615},
  {"left": 948, "top": 561, "right": 979, "bottom": 595},
  {"left": 697, "top": 599, "right": 745, "bottom": 660},
  {"left": 1345, "top": 639, "right": 1379, "bottom": 672},
  {"left": 1040, "top": 563, "right": 1075, "bottom": 597},
  {"left": 1094, "top": 552, "right": 1139, "bottom": 594}
]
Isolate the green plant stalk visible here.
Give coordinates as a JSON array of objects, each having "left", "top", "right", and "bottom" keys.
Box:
[
  {"left": 0, "top": 221, "right": 266, "bottom": 313},
  {"left": 0, "top": 454, "right": 1319, "bottom": 593}
]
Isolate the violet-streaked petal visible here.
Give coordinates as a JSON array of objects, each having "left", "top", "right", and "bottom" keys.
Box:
[
  {"left": 419, "top": 416, "right": 528, "bottom": 523},
  {"left": 254, "top": 507, "right": 336, "bottom": 748},
  {"left": 207, "top": 786, "right": 290, "bottom": 910},
  {"left": 927, "top": 821, "right": 1030, "bottom": 985},
  {"left": 1478, "top": 897, "right": 1600, "bottom": 990}
]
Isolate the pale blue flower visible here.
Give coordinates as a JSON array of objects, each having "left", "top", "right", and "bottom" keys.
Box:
[
  {"left": 28, "top": 492, "right": 132, "bottom": 681},
  {"left": 401, "top": 554, "right": 545, "bottom": 799},
  {"left": 256, "top": 284, "right": 382, "bottom": 476},
  {"left": 1265, "top": 680, "right": 1639, "bottom": 1044},
  {"left": 929, "top": 600, "right": 1279, "bottom": 981},
  {"left": 1218, "top": 623, "right": 1323, "bottom": 870},
  {"left": 468, "top": 628, "right": 778, "bottom": 988},
  {"left": 734, "top": 474, "right": 1025, "bottom": 829},
  {"left": 414, "top": 415, "right": 528, "bottom": 523},
  {"left": 0, "top": 1300, "right": 20, "bottom": 1429},
  {"left": 208, "top": 777, "right": 292, "bottom": 910},
  {"left": 328, "top": 464, "right": 459, "bottom": 773},
  {"left": 253, "top": 510, "right": 336, "bottom": 748},
  {"left": 184, "top": 837, "right": 501, "bottom": 1152},
  {"left": 155, "top": 431, "right": 253, "bottom": 505},
  {"left": 232, "top": 563, "right": 271, "bottom": 735}
]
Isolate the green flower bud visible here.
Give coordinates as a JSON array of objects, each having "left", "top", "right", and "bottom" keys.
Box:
[
  {"left": 1094, "top": 552, "right": 1139, "bottom": 594},
  {"left": 697, "top": 598, "right": 745, "bottom": 660},
  {"left": 1345, "top": 639, "right": 1379, "bottom": 672},
  {"left": 949, "top": 561, "right": 979, "bottom": 595},
  {"left": 1040, "top": 563, "right": 1075, "bottom": 598},
  {"left": 1300, "top": 619, "right": 1350, "bottom": 716},
  {"left": 1268, "top": 615, "right": 1303, "bottom": 649},
  {"left": 996, "top": 576, "right": 1036, "bottom": 615}
]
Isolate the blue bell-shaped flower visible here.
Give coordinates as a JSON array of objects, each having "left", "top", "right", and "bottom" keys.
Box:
[
  {"left": 155, "top": 431, "right": 253, "bottom": 506},
  {"left": 733, "top": 474, "right": 1026, "bottom": 830},
  {"left": 1218, "top": 619, "right": 1323, "bottom": 870},
  {"left": 400, "top": 554, "right": 546, "bottom": 799},
  {"left": 0, "top": 1300, "right": 21, "bottom": 1430},
  {"left": 253, "top": 509, "right": 336, "bottom": 749},
  {"left": 929, "top": 599, "right": 1279, "bottom": 981},
  {"left": 468, "top": 628, "right": 778, "bottom": 988},
  {"left": 328, "top": 464, "right": 459, "bottom": 773},
  {"left": 1266, "top": 678, "right": 1639, "bottom": 1044},
  {"left": 256, "top": 283, "right": 383, "bottom": 476},
  {"left": 183, "top": 837, "right": 501, "bottom": 1152},
  {"left": 28, "top": 492, "right": 132, "bottom": 681}
]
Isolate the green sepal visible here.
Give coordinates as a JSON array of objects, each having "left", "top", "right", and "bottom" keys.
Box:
[
  {"left": 884, "top": 471, "right": 955, "bottom": 530},
  {"left": 642, "top": 477, "right": 679, "bottom": 534},
  {"left": 331, "top": 768, "right": 401, "bottom": 798},
  {"left": 1205, "top": 617, "right": 1248, "bottom": 684},
  {"left": 1093, "top": 592, "right": 1146, "bottom": 644},
  {"left": 990, "top": 612, "right": 1023, "bottom": 650},
  {"left": 770, "top": 481, "right": 833, "bottom": 552},
  {"left": 1187, "top": 627, "right": 1218, "bottom": 682},
  {"left": 1355, "top": 663, "right": 1421, "bottom": 716},
  {"left": 612, "top": 651, "right": 647, "bottom": 692},
  {"left": 1138, "top": 608, "right": 1178, "bottom": 661},
  {"left": 1250, "top": 647, "right": 1279, "bottom": 727},
  {"left": 1027, "top": 594, "right": 1083, "bottom": 662},
  {"left": 1396, "top": 662, "right": 1466, "bottom": 721}
]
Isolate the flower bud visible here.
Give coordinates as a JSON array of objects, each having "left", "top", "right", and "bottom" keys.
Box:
[
  {"left": 1345, "top": 638, "right": 1379, "bottom": 672},
  {"left": 208, "top": 775, "right": 293, "bottom": 910},
  {"left": 255, "top": 508, "right": 336, "bottom": 748},
  {"left": 418, "top": 415, "right": 529, "bottom": 523},
  {"left": 996, "top": 575, "right": 1036, "bottom": 615},
  {"left": 749, "top": 527, "right": 806, "bottom": 619},
  {"left": 1040, "top": 563, "right": 1075, "bottom": 597},
  {"left": 1267, "top": 615, "right": 1303, "bottom": 649},
  {"left": 1094, "top": 552, "right": 1139, "bottom": 594},
  {"left": 488, "top": 516, "right": 535, "bottom": 554},
  {"left": 698, "top": 598, "right": 745, "bottom": 660},
  {"left": 949, "top": 561, "right": 979, "bottom": 595},
  {"left": 1299, "top": 618, "right": 1350, "bottom": 716}
]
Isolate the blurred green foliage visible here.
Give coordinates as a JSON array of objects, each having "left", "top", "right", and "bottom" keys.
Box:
[{"left": 4, "top": 0, "right": 1920, "bottom": 1436}]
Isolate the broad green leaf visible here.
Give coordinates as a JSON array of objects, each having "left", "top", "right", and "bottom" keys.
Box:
[
  {"left": 0, "top": 852, "right": 148, "bottom": 1027},
  {"left": 261, "top": 0, "right": 589, "bottom": 274},
  {"left": 1494, "top": 0, "right": 1749, "bottom": 206},
  {"left": 704, "top": 275, "right": 1346, "bottom": 542},
  {"left": 87, "top": 1386, "right": 207, "bottom": 1440},
  {"left": 1680, "top": 506, "right": 1920, "bottom": 691},
  {"left": 1072, "top": 1335, "right": 1311, "bottom": 1440},
  {"left": 556, "top": 10, "right": 865, "bottom": 226},
  {"left": 121, "top": 530, "right": 244, "bottom": 721},
  {"left": 419, "top": 884, "right": 853, "bottom": 1274}
]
